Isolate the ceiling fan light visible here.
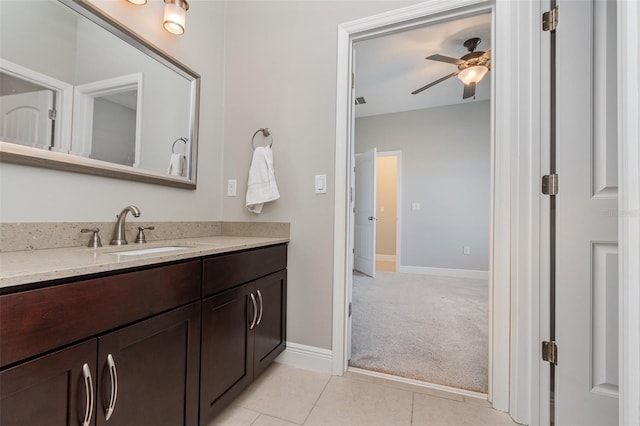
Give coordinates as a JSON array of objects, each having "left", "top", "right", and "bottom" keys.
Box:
[{"left": 457, "top": 65, "right": 488, "bottom": 85}]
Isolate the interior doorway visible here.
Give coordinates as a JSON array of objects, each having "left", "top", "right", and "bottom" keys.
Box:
[
  {"left": 374, "top": 152, "right": 400, "bottom": 273},
  {"left": 349, "top": 94, "right": 491, "bottom": 393}
]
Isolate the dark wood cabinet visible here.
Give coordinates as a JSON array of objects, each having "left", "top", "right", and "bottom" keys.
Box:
[
  {"left": 253, "top": 270, "right": 287, "bottom": 376},
  {"left": 200, "top": 285, "right": 255, "bottom": 420},
  {"left": 0, "top": 340, "right": 97, "bottom": 426},
  {"left": 96, "top": 302, "right": 201, "bottom": 426},
  {"left": 0, "top": 261, "right": 202, "bottom": 426},
  {"left": 0, "top": 243, "right": 287, "bottom": 426},
  {"left": 200, "top": 254, "right": 287, "bottom": 424}
]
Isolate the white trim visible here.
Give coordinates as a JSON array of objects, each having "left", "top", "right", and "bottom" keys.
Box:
[
  {"left": 618, "top": 0, "right": 640, "bottom": 424},
  {"left": 375, "top": 254, "right": 396, "bottom": 262},
  {"left": 72, "top": 73, "right": 143, "bottom": 165},
  {"left": 348, "top": 366, "right": 488, "bottom": 400},
  {"left": 332, "top": 0, "right": 513, "bottom": 416},
  {"left": 275, "top": 342, "right": 333, "bottom": 375},
  {"left": 0, "top": 59, "right": 73, "bottom": 153},
  {"left": 398, "top": 265, "right": 489, "bottom": 280}
]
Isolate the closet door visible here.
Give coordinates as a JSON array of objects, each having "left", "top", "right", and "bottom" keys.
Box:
[{"left": 553, "top": 0, "right": 619, "bottom": 424}]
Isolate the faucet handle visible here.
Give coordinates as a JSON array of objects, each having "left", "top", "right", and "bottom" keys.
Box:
[
  {"left": 81, "top": 228, "right": 102, "bottom": 248},
  {"left": 135, "top": 226, "right": 155, "bottom": 244}
]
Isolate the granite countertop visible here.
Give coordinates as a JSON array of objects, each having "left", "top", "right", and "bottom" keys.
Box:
[{"left": 0, "top": 236, "right": 289, "bottom": 290}]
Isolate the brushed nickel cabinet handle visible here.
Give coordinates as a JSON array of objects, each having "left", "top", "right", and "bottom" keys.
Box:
[
  {"left": 249, "top": 293, "right": 258, "bottom": 329},
  {"left": 256, "top": 290, "right": 264, "bottom": 326},
  {"left": 81, "top": 363, "right": 94, "bottom": 426},
  {"left": 105, "top": 354, "right": 118, "bottom": 421}
]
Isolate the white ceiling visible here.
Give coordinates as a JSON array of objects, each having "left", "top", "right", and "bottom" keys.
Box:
[{"left": 354, "top": 13, "right": 492, "bottom": 118}]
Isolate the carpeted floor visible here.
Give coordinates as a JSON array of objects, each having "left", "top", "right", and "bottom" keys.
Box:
[{"left": 349, "top": 271, "right": 488, "bottom": 393}]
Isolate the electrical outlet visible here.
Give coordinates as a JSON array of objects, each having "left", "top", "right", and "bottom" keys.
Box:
[
  {"left": 227, "top": 179, "right": 237, "bottom": 196},
  {"left": 463, "top": 246, "right": 471, "bottom": 255},
  {"left": 411, "top": 202, "right": 421, "bottom": 211}
]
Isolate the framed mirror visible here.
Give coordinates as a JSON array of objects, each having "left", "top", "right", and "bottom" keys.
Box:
[{"left": 0, "top": 0, "right": 200, "bottom": 189}]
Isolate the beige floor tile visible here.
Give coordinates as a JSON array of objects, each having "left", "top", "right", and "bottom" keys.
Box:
[
  {"left": 305, "top": 375, "right": 413, "bottom": 426},
  {"left": 412, "top": 393, "right": 518, "bottom": 426},
  {"left": 233, "top": 363, "right": 330, "bottom": 424},
  {"left": 206, "top": 404, "right": 260, "bottom": 426},
  {"left": 252, "top": 414, "right": 300, "bottom": 426}
]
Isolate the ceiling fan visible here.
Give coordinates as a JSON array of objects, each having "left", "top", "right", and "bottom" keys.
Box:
[{"left": 411, "top": 37, "right": 491, "bottom": 99}]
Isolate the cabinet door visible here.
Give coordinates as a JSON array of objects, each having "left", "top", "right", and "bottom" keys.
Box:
[
  {"left": 0, "top": 339, "right": 97, "bottom": 426},
  {"left": 96, "top": 302, "right": 200, "bottom": 426},
  {"left": 253, "top": 270, "right": 287, "bottom": 376},
  {"left": 200, "top": 284, "right": 254, "bottom": 424}
]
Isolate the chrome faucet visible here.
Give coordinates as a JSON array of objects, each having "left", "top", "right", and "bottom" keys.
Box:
[{"left": 110, "top": 205, "right": 141, "bottom": 245}]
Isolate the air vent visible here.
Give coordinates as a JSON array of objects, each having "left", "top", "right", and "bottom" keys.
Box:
[{"left": 355, "top": 96, "right": 366, "bottom": 105}]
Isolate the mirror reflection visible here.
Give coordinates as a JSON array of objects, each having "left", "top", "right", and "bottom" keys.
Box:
[{"left": 0, "top": 0, "right": 199, "bottom": 187}]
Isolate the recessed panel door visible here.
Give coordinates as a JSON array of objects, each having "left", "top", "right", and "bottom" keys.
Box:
[
  {"left": 554, "top": 0, "right": 618, "bottom": 424},
  {"left": 354, "top": 147, "right": 377, "bottom": 277}
]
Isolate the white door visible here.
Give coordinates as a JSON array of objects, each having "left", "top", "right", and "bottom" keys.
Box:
[
  {"left": 354, "top": 147, "right": 377, "bottom": 277},
  {"left": 554, "top": 0, "right": 618, "bottom": 423},
  {"left": 0, "top": 90, "right": 53, "bottom": 150}
]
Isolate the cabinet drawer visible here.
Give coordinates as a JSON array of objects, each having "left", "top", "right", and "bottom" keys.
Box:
[
  {"left": 0, "top": 260, "right": 201, "bottom": 368},
  {"left": 203, "top": 244, "right": 287, "bottom": 297}
]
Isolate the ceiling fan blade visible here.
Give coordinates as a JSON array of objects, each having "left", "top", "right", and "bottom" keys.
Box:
[
  {"left": 411, "top": 71, "right": 459, "bottom": 95},
  {"left": 426, "top": 54, "right": 465, "bottom": 65},
  {"left": 462, "top": 82, "right": 476, "bottom": 99}
]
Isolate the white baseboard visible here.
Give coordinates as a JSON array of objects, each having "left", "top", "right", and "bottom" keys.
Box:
[
  {"left": 398, "top": 265, "right": 488, "bottom": 280},
  {"left": 376, "top": 254, "right": 396, "bottom": 262},
  {"left": 275, "top": 342, "right": 333, "bottom": 374}
]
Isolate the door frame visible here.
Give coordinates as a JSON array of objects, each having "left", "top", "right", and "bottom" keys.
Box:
[
  {"left": 332, "top": 0, "right": 513, "bottom": 412},
  {"left": 618, "top": 1, "right": 640, "bottom": 424}
]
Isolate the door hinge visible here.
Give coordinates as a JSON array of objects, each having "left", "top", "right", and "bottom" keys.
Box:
[
  {"left": 351, "top": 73, "right": 355, "bottom": 89},
  {"left": 542, "top": 174, "right": 559, "bottom": 195},
  {"left": 542, "top": 6, "right": 559, "bottom": 32},
  {"left": 542, "top": 341, "right": 558, "bottom": 365},
  {"left": 349, "top": 302, "right": 353, "bottom": 317},
  {"left": 48, "top": 109, "right": 57, "bottom": 120}
]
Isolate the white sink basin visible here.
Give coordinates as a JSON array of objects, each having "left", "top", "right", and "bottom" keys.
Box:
[{"left": 110, "top": 246, "right": 191, "bottom": 256}]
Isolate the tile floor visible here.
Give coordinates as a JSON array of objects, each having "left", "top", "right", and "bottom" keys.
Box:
[{"left": 208, "top": 362, "right": 520, "bottom": 426}]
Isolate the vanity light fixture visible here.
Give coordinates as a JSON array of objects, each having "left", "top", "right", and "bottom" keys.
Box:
[
  {"left": 126, "top": 0, "right": 147, "bottom": 5},
  {"left": 163, "top": 0, "right": 189, "bottom": 35}
]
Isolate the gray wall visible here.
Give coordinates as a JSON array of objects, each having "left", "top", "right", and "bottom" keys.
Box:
[
  {"left": 222, "top": 0, "right": 420, "bottom": 350},
  {"left": 356, "top": 101, "right": 491, "bottom": 272}
]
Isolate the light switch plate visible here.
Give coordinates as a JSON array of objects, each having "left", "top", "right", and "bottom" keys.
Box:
[
  {"left": 227, "top": 179, "right": 237, "bottom": 196},
  {"left": 315, "top": 174, "right": 327, "bottom": 194}
]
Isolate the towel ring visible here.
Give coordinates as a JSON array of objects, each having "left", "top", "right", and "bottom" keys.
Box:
[
  {"left": 172, "top": 137, "right": 188, "bottom": 153},
  {"left": 251, "top": 128, "right": 273, "bottom": 150}
]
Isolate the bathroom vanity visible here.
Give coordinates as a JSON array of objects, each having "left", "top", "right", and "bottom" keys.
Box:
[{"left": 0, "top": 240, "right": 287, "bottom": 426}]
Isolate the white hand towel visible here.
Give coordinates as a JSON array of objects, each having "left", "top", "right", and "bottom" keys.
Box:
[
  {"left": 167, "top": 153, "right": 185, "bottom": 176},
  {"left": 246, "top": 146, "right": 280, "bottom": 213}
]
